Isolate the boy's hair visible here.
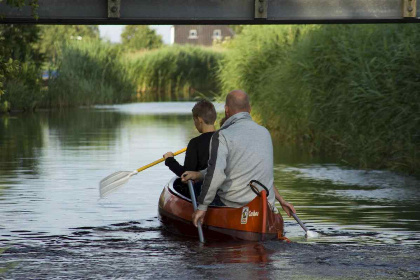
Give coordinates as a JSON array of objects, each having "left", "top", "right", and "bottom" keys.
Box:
[{"left": 192, "top": 100, "right": 217, "bottom": 125}]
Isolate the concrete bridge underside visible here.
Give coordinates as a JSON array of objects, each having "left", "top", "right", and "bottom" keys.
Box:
[{"left": 0, "top": 0, "right": 419, "bottom": 24}]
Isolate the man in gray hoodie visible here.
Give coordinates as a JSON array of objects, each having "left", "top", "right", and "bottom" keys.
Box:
[{"left": 182, "top": 90, "right": 295, "bottom": 227}]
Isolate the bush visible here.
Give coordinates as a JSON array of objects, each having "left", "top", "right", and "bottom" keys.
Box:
[{"left": 219, "top": 24, "right": 420, "bottom": 174}]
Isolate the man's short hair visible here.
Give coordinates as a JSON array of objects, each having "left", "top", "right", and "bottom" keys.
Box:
[{"left": 192, "top": 100, "right": 217, "bottom": 125}]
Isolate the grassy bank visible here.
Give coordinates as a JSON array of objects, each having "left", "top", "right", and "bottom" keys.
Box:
[
  {"left": 219, "top": 25, "right": 420, "bottom": 174},
  {"left": 43, "top": 42, "right": 223, "bottom": 106},
  {"left": 127, "top": 45, "right": 224, "bottom": 101},
  {"left": 44, "top": 40, "right": 135, "bottom": 107}
]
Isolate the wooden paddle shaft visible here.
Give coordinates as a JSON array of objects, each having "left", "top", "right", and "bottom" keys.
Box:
[
  {"left": 187, "top": 180, "right": 205, "bottom": 243},
  {"left": 136, "top": 147, "right": 187, "bottom": 173}
]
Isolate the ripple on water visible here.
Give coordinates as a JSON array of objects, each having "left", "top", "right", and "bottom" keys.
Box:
[{"left": 1, "top": 218, "right": 419, "bottom": 279}]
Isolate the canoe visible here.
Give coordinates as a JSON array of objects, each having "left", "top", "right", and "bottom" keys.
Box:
[{"left": 158, "top": 177, "right": 284, "bottom": 241}]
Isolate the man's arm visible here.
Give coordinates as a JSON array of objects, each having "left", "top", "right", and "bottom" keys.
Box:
[
  {"left": 273, "top": 186, "right": 296, "bottom": 217},
  {"left": 196, "top": 131, "right": 228, "bottom": 211}
]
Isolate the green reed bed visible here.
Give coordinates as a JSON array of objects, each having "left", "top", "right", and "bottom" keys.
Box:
[
  {"left": 44, "top": 39, "right": 135, "bottom": 107},
  {"left": 127, "top": 45, "right": 224, "bottom": 101},
  {"left": 219, "top": 25, "right": 420, "bottom": 174}
]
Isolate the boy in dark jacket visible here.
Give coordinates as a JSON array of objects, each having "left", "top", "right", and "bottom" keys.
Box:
[{"left": 163, "top": 100, "right": 216, "bottom": 176}]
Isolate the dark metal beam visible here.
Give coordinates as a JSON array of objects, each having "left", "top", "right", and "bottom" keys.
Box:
[{"left": 0, "top": 0, "right": 419, "bottom": 24}]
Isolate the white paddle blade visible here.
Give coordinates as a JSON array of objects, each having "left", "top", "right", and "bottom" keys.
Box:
[
  {"left": 99, "top": 171, "right": 135, "bottom": 198},
  {"left": 306, "top": 230, "right": 320, "bottom": 238}
]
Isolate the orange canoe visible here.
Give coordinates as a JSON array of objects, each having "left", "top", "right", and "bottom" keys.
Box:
[{"left": 158, "top": 177, "right": 284, "bottom": 241}]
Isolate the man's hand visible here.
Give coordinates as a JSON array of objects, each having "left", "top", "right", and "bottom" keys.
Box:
[
  {"left": 181, "top": 171, "right": 203, "bottom": 183},
  {"left": 192, "top": 209, "right": 206, "bottom": 227},
  {"left": 280, "top": 200, "right": 296, "bottom": 218},
  {"left": 163, "top": 152, "right": 174, "bottom": 160},
  {"left": 273, "top": 186, "right": 296, "bottom": 218}
]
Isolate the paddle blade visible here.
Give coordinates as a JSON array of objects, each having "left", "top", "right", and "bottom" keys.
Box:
[{"left": 99, "top": 171, "right": 135, "bottom": 198}]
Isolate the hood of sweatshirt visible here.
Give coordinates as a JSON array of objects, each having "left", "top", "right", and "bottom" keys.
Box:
[{"left": 221, "top": 112, "right": 252, "bottom": 129}]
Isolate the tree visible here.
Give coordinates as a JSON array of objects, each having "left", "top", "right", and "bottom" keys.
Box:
[
  {"left": 0, "top": 0, "right": 41, "bottom": 109},
  {"left": 39, "top": 25, "right": 100, "bottom": 61},
  {"left": 0, "top": 24, "right": 44, "bottom": 111},
  {"left": 121, "top": 26, "right": 163, "bottom": 51}
]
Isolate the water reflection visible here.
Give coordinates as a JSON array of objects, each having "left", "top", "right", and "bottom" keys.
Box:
[
  {"left": 274, "top": 164, "right": 420, "bottom": 244},
  {"left": 0, "top": 104, "right": 199, "bottom": 237},
  {"left": 0, "top": 115, "right": 44, "bottom": 177}
]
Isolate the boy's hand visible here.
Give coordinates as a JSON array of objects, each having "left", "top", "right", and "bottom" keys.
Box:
[
  {"left": 163, "top": 152, "right": 174, "bottom": 159},
  {"left": 181, "top": 171, "right": 203, "bottom": 182}
]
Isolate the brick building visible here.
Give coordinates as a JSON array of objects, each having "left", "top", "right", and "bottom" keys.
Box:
[{"left": 170, "top": 25, "right": 235, "bottom": 46}]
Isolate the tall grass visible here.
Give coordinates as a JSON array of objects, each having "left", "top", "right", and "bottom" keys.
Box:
[
  {"left": 44, "top": 39, "right": 135, "bottom": 107},
  {"left": 219, "top": 25, "right": 420, "bottom": 174},
  {"left": 127, "top": 45, "right": 224, "bottom": 101}
]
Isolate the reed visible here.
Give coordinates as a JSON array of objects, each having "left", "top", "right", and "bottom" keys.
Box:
[
  {"left": 219, "top": 24, "right": 420, "bottom": 174},
  {"left": 44, "top": 39, "right": 135, "bottom": 107},
  {"left": 127, "top": 45, "right": 224, "bottom": 101}
]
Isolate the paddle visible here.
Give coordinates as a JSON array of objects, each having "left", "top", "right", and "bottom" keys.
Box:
[
  {"left": 99, "top": 147, "right": 187, "bottom": 198},
  {"left": 291, "top": 213, "right": 319, "bottom": 238},
  {"left": 187, "top": 180, "right": 205, "bottom": 243}
]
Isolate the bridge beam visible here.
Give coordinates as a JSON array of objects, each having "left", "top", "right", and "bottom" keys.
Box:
[{"left": 0, "top": 0, "right": 419, "bottom": 24}]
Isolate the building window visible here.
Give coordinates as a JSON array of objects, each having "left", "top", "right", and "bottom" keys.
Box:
[
  {"left": 188, "top": 29, "right": 198, "bottom": 39},
  {"left": 212, "top": 29, "right": 222, "bottom": 40}
]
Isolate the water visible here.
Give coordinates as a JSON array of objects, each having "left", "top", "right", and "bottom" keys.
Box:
[{"left": 0, "top": 102, "right": 419, "bottom": 279}]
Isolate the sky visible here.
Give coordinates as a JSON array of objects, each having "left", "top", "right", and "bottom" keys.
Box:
[{"left": 99, "top": 25, "right": 172, "bottom": 44}]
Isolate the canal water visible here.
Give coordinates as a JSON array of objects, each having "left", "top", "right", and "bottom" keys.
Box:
[{"left": 0, "top": 102, "right": 419, "bottom": 279}]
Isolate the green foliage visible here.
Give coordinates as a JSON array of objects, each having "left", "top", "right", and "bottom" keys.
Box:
[
  {"left": 220, "top": 24, "right": 420, "bottom": 174},
  {"left": 0, "top": 24, "right": 43, "bottom": 112},
  {"left": 121, "top": 25, "right": 163, "bottom": 51},
  {"left": 44, "top": 39, "right": 135, "bottom": 107},
  {"left": 39, "top": 25, "right": 99, "bottom": 62},
  {"left": 127, "top": 45, "right": 223, "bottom": 101}
]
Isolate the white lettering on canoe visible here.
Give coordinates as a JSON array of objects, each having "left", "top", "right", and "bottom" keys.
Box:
[
  {"left": 241, "top": 207, "right": 249, "bottom": 224},
  {"left": 249, "top": 210, "right": 259, "bottom": 217}
]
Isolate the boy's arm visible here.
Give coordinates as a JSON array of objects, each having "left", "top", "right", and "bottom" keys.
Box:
[
  {"left": 165, "top": 157, "right": 184, "bottom": 177},
  {"left": 165, "top": 139, "right": 196, "bottom": 177}
]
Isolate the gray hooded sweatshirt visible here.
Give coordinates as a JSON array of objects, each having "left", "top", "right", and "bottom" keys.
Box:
[{"left": 197, "top": 112, "right": 275, "bottom": 211}]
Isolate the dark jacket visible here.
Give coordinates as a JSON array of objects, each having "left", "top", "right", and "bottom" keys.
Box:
[{"left": 165, "top": 132, "right": 214, "bottom": 177}]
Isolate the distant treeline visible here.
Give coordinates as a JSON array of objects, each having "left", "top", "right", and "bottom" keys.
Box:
[{"left": 219, "top": 25, "right": 420, "bottom": 174}]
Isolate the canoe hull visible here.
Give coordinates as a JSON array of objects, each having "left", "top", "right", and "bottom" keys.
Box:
[{"left": 158, "top": 178, "right": 284, "bottom": 241}]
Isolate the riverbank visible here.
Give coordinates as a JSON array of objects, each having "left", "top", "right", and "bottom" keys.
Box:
[{"left": 219, "top": 24, "right": 420, "bottom": 175}]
